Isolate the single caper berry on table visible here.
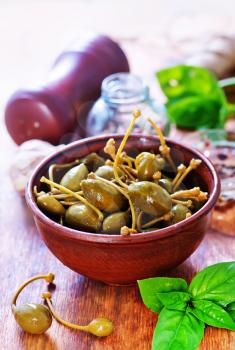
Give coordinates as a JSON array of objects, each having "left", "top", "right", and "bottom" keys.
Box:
[
  {"left": 85, "top": 317, "right": 114, "bottom": 337},
  {"left": 95, "top": 165, "right": 125, "bottom": 181},
  {"left": 81, "top": 179, "right": 126, "bottom": 213},
  {"left": 12, "top": 303, "right": 52, "bottom": 334},
  {"left": 102, "top": 211, "right": 130, "bottom": 234},
  {"left": 65, "top": 203, "right": 101, "bottom": 231},
  {"left": 37, "top": 193, "right": 65, "bottom": 216},
  {"left": 171, "top": 204, "right": 191, "bottom": 224},
  {"left": 128, "top": 181, "right": 172, "bottom": 217},
  {"left": 60, "top": 163, "right": 88, "bottom": 191}
]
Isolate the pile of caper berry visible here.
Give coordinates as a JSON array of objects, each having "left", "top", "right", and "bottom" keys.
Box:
[{"left": 35, "top": 110, "right": 208, "bottom": 235}]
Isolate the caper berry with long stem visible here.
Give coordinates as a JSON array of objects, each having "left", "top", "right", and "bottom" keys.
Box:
[
  {"left": 113, "top": 109, "right": 141, "bottom": 189},
  {"left": 42, "top": 292, "right": 114, "bottom": 337},
  {"left": 12, "top": 273, "right": 114, "bottom": 337},
  {"left": 172, "top": 159, "right": 202, "bottom": 191},
  {"left": 40, "top": 177, "right": 104, "bottom": 222},
  {"left": 89, "top": 173, "right": 137, "bottom": 231},
  {"left": 147, "top": 116, "right": 176, "bottom": 172},
  {"left": 11, "top": 273, "right": 54, "bottom": 334}
]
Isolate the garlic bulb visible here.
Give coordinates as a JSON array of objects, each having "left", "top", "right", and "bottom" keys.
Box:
[{"left": 10, "top": 140, "right": 64, "bottom": 195}]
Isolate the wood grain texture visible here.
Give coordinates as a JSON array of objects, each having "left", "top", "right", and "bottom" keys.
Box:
[{"left": 1, "top": 129, "right": 235, "bottom": 350}]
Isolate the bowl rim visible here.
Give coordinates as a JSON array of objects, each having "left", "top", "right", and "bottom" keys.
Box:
[{"left": 26, "top": 133, "right": 220, "bottom": 245}]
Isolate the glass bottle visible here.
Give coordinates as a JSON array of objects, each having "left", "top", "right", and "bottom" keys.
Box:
[{"left": 86, "top": 73, "right": 168, "bottom": 136}]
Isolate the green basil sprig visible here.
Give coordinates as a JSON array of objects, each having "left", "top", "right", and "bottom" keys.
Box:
[
  {"left": 138, "top": 262, "right": 235, "bottom": 350},
  {"left": 227, "top": 302, "right": 235, "bottom": 321},
  {"left": 189, "top": 261, "right": 235, "bottom": 305},
  {"left": 156, "top": 65, "right": 235, "bottom": 130},
  {"left": 138, "top": 277, "right": 188, "bottom": 313},
  {"left": 152, "top": 308, "right": 204, "bottom": 350},
  {"left": 189, "top": 300, "right": 235, "bottom": 331}
]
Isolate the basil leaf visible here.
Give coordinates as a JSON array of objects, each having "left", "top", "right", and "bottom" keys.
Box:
[
  {"left": 152, "top": 308, "right": 204, "bottom": 350},
  {"left": 138, "top": 277, "right": 188, "bottom": 313},
  {"left": 226, "top": 301, "right": 235, "bottom": 321},
  {"left": 157, "top": 65, "right": 221, "bottom": 100},
  {"left": 156, "top": 65, "right": 230, "bottom": 130},
  {"left": 166, "top": 96, "right": 224, "bottom": 129},
  {"left": 189, "top": 262, "right": 235, "bottom": 305},
  {"left": 156, "top": 291, "right": 191, "bottom": 311},
  {"left": 189, "top": 300, "right": 235, "bottom": 330}
]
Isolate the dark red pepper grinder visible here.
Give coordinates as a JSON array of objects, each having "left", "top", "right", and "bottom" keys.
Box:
[{"left": 5, "top": 34, "right": 129, "bottom": 145}]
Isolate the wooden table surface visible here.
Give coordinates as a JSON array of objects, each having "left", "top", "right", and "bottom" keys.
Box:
[
  {"left": 1, "top": 119, "right": 235, "bottom": 350},
  {"left": 1, "top": 2, "right": 235, "bottom": 349}
]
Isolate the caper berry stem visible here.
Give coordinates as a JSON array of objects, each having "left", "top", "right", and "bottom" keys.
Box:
[
  {"left": 113, "top": 109, "right": 141, "bottom": 189},
  {"left": 171, "top": 187, "right": 200, "bottom": 199},
  {"left": 91, "top": 173, "right": 137, "bottom": 231},
  {"left": 104, "top": 138, "right": 116, "bottom": 160},
  {"left": 42, "top": 292, "right": 114, "bottom": 337},
  {"left": 120, "top": 226, "right": 137, "bottom": 235},
  {"left": 48, "top": 164, "right": 56, "bottom": 183},
  {"left": 60, "top": 201, "right": 80, "bottom": 206},
  {"left": 136, "top": 211, "right": 144, "bottom": 231},
  {"left": 33, "top": 186, "right": 45, "bottom": 197},
  {"left": 48, "top": 165, "right": 60, "bottom": 191},
  {"left": 152, "top": 171, "right": 162, "bottom": 181},
  {"left": 172, "top": 164, "right": 186, "bottom": 187},
  {"left": 120, "top": 152, "right": 133, "bottom": 168},
  {"left": 142, "top": 212, "right": 173, "bottom": 229},
  {"left": 105, "top": 159, "right": 137, "bottom": 178},
  {"left": 123, "top": 165, "right": 137, "bottom": 176},
  {"left": 120, "top": 165, "right": 136, "bottom": 181},
  {"left": 52, "top": 192, "right": 83, "bottom": 199},
  {"left": 173, "top": 159, "right": 202, "bottom": 191},
  {"left": 50, "top": 160, "right": 80, "bottom": 171},
  {"left": 172, "top": 199, "right": 193, "bottom": 208},
  {"left": 40, "top": 177, "right": 104, "bottom": 222},
  {"left": 42, "top": 292, "right": 87, "bottom": 331},
  {"left": 146, "top": 117, "right": 176, "bottom": 172},
  {"left": 171, "top": 187, "right": 208, "bottom": 201},
  {"left": 12, "top": 273, "right": 55, "bottom": 307}
]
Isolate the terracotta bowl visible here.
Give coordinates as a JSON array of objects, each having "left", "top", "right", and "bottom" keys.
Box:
[{"left": 26, "top": 134, "right": 220, "bottom": 285}]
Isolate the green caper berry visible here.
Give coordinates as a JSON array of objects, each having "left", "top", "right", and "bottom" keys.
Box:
[
  {"left": 86, "top": 318, "right": 114, "bottom": 337},
  {"left": 37, "top": 194, "right": 65, "bottom": 216},
  {"left": 65, "top": 203, "right": 101, "bottom": 231},
  {"left": 158, "top": 178, "right": 173, "bottom": 193},
  {"left": 102, "top": 212, "right": 129, "bottom": 234},
  {"left": 171, "top": 204, "right": 191, "bottom": 224},
  {"left": 60, "top": 163, "right": 88, "bottom": 191},
  {"left": 12, "top": 303, "right": 52, "bottom": 334}
]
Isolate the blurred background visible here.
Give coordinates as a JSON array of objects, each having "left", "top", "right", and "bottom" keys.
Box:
[
  {"left": 1, "top": 0, "right": 235, "bottom": 167},
  {"left": 1, "top": 0, "right": 235, "bottom": 107}
]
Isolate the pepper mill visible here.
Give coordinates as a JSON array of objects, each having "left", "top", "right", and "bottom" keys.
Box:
[{"left": 5, "top": 34, "right": 129, "bottom": 145}]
